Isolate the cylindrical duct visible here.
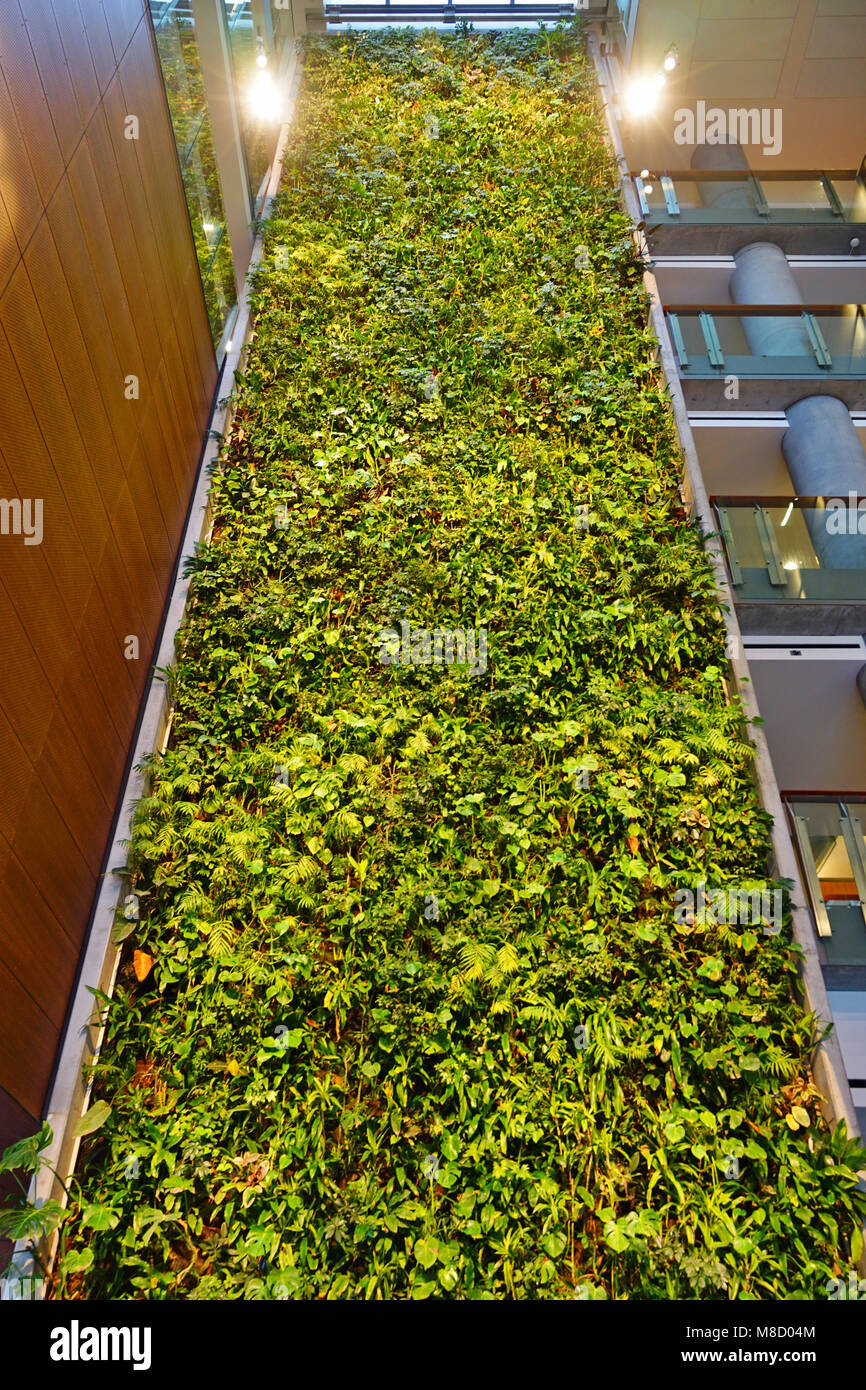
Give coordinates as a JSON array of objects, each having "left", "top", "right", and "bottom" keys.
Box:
[
  {"left": 730, "top": 241, "right": 813, "bottom": 357},
  {"left": 690, "top": 142, "right": 753, "bottom": 212},
  {"left": 783, "top": 395, "right": 866, "bottom": 569}
]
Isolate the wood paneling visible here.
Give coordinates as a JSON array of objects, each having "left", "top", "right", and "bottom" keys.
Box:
[{"left": 0, "top": 0, "right": 218, "bottom": 1139}]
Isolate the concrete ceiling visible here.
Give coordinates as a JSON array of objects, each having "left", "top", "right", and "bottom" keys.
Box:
[{"left": 620, "top": 0, "right": 866, "bottom": 170}]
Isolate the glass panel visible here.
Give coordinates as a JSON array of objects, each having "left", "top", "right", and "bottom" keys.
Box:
[
  {"left": 790, "top": 800, "right": 866, "bottom": 965},
  {"left": 717, "top": 503, "right": 866, "bottom": 602},
  {"left": 272, "top": 0, "right": 295, "bottom": 46},
  {"left": 149, "top": 0, "right": 236, "bottom": 347},
  {"left": 819, "top": 309, "right": 866, "bottom": 371},
  {"left": 642, "top": 173, "right": 864, "bottom": 225},
  {"left": 222, "top": 1, "right": 279, "bottom": 211},
  {"left": 761, "top": 179, "right": 832, "bottom": 217},
  {"left": 670, "top": 310, "right": 866, "bottom": 376}
]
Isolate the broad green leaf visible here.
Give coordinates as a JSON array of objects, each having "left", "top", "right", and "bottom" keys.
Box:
[{"left": 72, "top": 1101, "right": 112, "bottom": 1139}]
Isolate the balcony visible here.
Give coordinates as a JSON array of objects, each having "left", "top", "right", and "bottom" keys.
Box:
[
  {"left": 325, "top": 0, "right": 592, "bottom": 23},
  {"left": 666, "top": 304, "right": 866, "bottom": 410},
  {"left": 713, "top": 497, "right": 866, "bottom": 634},
  {"left": 635, "top": 167, "right": 866, "bottom": 256},
  {"left": 788, "top": 798, "right": 866, "bottom": 977}
]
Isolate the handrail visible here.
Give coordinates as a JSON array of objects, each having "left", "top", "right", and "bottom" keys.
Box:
[
  {"left": 711, "top": 495, "right": 866, "bottom": 507},
  {"left": 664, "top": 304, "right": 864, "bottom": 315},
  {"left": 783, "top": 790, "right": 866, "bottom": 801},
  {"left": 327, "top": 1, "right": 579, "bottom": 12},
  {"left": 631, "top": 169, "right": 859, "bottom": 182}
]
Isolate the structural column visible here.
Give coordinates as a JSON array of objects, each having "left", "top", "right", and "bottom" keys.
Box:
[
  {"left": 729, "top": 241, "right": 813, "bottom": 357},
  {"left": 783, "top": 395, "right": 866, "bottom": 569},
  {"left": 691, "top": 142, "right": 754, "bottom": 213}
]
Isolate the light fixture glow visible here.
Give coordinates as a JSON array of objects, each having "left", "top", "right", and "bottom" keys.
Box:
[
  {"left": 643, "top": 183, "right": 654, "bottom": 196},
  {"left": 624, "top": 77, "right": 662, "bottom": 116},
  {"left": 663, "top": 46, "right": 678, "bottom": 72},
  {"left": 783, "top": 560, "right": 799, "bottom": 571},
  {"left": 249, "top": 70, "right": 284, "bottom": 123},
  {"left": 639, "top": 168, "right": 650, "bottom": 179},
  {"left": 780, "top": 501, "right": 794, "bottom": 527},
  {"left": 256, "top": 51, "right": 268, "bottom": 69}
]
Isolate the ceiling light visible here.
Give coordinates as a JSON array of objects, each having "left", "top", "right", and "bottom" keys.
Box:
[
  {"left": 783, "top": 560, "right": 799, "bottom": 571},
  {"left": 624, "top": 77, "right": 662, "bottom": 116},
  {"left": 663, "top": 46, "right": 678, "bottom": 72},
  {"left": 639, "top": 168, "right": 650, "bottom": 179},
  {"left": 780, "top": 501, "right": 794, "bottom": 527}
]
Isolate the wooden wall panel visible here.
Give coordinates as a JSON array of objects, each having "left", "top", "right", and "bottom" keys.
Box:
[{"left": 0, "top": 0, "right": 218, "bottom": 1136}]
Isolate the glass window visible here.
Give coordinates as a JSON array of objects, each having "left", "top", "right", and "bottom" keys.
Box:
[
  {"left": 272, "top": 1, "right": 295, "bottom": 47},
  {"left": 149, "top": 1, "right": 237, "bottom": 347},
  {"left": 789, "top": 799, "right": 866, "bottom": 965},
  {"left": 222, "top": 1, "right": 283, "bottom": 215}
]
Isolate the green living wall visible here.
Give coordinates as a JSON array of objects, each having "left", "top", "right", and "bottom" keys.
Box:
[{"left": 63, "top": 24, "right": 865, "bottom": 1299}]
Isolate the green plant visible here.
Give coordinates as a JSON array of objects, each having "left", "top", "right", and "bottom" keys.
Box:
[
  {"left": 0, "top": 1125, "right": 67, "bottom": 1278},
  {"left": 62, "top": 23, "right": 866, "bottom": 1301}
]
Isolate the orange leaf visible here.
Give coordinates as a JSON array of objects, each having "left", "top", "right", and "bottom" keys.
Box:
[{"left": 133, "top": 950, "right": 153, "bottom": 982}]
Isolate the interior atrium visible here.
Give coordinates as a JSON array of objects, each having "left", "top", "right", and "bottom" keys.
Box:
[{"left": 0, "top": 0, "right": 865, "bottom": 1334}]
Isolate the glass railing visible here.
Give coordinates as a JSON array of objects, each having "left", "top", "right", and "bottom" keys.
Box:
[
  {"left": 713, "top": 498, "right": 866, "bottom": 603},
  {"left": 326, "top": 0, "right": 590, "bottom": 16},
  {"left": 667, "top": 305, "right": 866, "bottom": 377},
  {"left": 149, "top": 1, "right": 236, "bottom": 347},
  {"left": 788, "top": 799, "right": 866, "bottom": 966},
  {"left": 222, "top": 0, "right": 279, "bottom": 215},
  {"left": 634, "top": 169, "right": 866, "bottom": 226}
]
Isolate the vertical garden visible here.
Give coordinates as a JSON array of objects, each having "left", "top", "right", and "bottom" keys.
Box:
[{"left": 57, "top": 23, "right": 865, "bottom": 1298}]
